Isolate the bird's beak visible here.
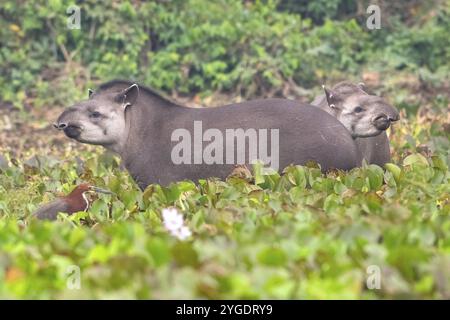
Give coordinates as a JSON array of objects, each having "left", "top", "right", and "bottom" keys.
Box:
[{"left": 89, "top": 186, "right": 114, "bottom": 195}]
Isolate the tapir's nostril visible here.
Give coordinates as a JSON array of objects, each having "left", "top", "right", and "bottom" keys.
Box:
[
  {"left": 389, "top": 114, "right": 400, "bottom": 122},
  {"left": 373, "top": 114, "right": 391, "bottom": 131},
  {"left": 54, "top": 123, "right": 67, "bottom": 130},
  {"left": 374, "top": 114, "right": 387, "bottom": 122}
]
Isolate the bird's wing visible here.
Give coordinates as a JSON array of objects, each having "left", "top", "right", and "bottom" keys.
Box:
[{"left": 32, "top": 200, "right": 69, "bottom": 221}]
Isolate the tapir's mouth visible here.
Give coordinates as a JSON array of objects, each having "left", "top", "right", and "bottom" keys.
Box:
[{"left": 63, "top": 125, "right": 82, "bottom": 139}]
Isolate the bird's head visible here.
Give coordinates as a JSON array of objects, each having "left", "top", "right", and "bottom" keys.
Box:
[
  {"left": 69, "top": 183, "right": 114, "bottom": 196},
  {"left": 66, "top": 183, "right": 114, "bottom": 210}
]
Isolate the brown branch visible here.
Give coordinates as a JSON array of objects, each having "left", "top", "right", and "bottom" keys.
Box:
[{"left": 46, "top": 19, "right": 71, "bottom": 64}]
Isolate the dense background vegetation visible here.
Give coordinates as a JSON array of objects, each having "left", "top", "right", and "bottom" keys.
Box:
[{"left": 0, "top": 0, "right": 449, "bottom": 299}]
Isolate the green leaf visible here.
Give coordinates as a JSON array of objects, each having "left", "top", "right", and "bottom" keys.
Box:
[
  {"left": 147, "top": 239, "right": 171, "bottom": 267},
  {"left": 257, "top": 247, "right": 288, "bottom": 267},
  {"left": 171, "top": 242, "right": 199, "bottom": 267},
  {"left": 403, "top": 154, "right": 429, "bottom": 167}
]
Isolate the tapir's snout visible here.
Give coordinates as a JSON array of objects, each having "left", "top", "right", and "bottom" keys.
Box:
[
  {"left": 54, "top": 108, "right": 83, "bottom": 139},
  {"left": 373, "top": 115, "right": 391, "bottom": 131},
  {"left": 54, "top": 121, "right": 82, "bottom": 138},
  {"left": 53, "top": 122, "right": 66, "bottom": 130},
  {"left": 63, "top": 125, "right": 82, "bottom": 139},
  {"left": 373, "top": 103, "right": 399, "bottom": 131},
  {"left": 386, "top": 109, "right": 400, "bottom": 122},
  {"left": 384, "top": 103, "right": 400, "bottom": 122}
]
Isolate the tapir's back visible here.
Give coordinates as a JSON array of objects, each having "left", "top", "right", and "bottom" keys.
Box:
[
  {"left": 133, "top": 98, "right": 362, "bottom": 186},
  {"left": 222, "top": 99, "right": 361, "bottom": 170}
]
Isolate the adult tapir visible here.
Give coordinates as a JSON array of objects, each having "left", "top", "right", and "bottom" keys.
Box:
[
  {"left": 55, "top": 80, "right": 362, "bottom": 189},
  {"left": 311, "top": 82, "right": 399, "bottom": 166}
]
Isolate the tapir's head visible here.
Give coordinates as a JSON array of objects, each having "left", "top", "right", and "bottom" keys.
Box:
[
  {"left": 321, "top": 82, "right": 399, "bottom": 138},
  {"left": 54, "top": 84, "right": 139, "bottom": 152}
]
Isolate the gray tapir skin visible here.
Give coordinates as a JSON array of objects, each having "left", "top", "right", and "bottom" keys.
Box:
[
  {"left": 55, "top": 80, "right": 362, "bottom": 189},
  {"left": 311, "top": 82, "right": 399, "bottom": 166}
]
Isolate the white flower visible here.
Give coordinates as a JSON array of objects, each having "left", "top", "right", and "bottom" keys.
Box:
[
  {"left": 161, "top": 208, "right": 192, "bottom": 241},
  {"left": 172, "top": 226, "right": 192, "bottom": 241},
  {"left": 162, "top": 208, "right": 183, "bottom": 231}
]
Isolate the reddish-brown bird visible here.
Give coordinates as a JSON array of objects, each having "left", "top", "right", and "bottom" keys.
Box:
[{"left": 32, "top": 183, "right": 113, "bottom": 220}]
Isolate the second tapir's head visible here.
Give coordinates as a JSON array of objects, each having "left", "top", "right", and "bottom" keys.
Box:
[
  {"left": 321, "top": 82, "right": 399, "bottom": 138},
  {"left": 54, "top": 83, "right": 139, "bottom": 153}
]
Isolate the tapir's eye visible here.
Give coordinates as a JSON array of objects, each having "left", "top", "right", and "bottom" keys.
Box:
[
  {"left": 354, "top": 106, "right": 364, "bottom": 113},
  {"left": 90, "top": 111, "right": 102, "bottom": 119}
]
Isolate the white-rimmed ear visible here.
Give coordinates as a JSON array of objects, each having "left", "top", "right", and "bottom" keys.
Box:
[
  {"left": 322, "top": 85, "right": 337, "bottom": 109},
  {"left": 88, "top": 89, "right": 94, "bottom": 98},
  {"left": 357, "top": 82, "right": 367, "bottom": 91},
  {"left": 115, "top": 84, "right": 139, "bottom": 108}
]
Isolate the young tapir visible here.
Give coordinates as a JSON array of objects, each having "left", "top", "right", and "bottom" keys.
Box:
[
  {"left": 310, "top": 82, "right": 399, "bottom": 166},
  {"left": 55, "top": 80, "right": 363, "bottom": 189}
]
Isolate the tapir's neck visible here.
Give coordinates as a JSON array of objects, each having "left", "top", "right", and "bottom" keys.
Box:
[
  {"left": 103, "top": 115, "right": 133, "bottom": 155},
  {"left": 120, "top": 92, "right": 182, "bottom": 156},
  {"left": 105, "top": 141, "right": 125, "bottom": 155},
  {"left": 310, "top": 94, "right": 357, "bottom": 139}
]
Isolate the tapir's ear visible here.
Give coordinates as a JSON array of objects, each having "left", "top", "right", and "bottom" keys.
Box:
[
  {"left": 115, "top": 84, "right": 139, "bottom": 108},
  {"left": 357, "top": 82, "right": 367, "bottom": 92},
  {"left": 88, "top": 89, "right": 94, "bottom": 98},
  {"left": 322, "top": 85, "right": 337, "bottom": 109}
]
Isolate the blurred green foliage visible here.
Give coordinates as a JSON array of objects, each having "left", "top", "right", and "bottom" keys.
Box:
[
  {"left": 1, "top": 0, "right": 449, "bottom": 105},
  {"left": 0, "top": 145, "right": 448, "bottom": 298}
]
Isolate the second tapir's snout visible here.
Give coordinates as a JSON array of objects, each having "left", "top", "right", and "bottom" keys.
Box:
[{"left": 373, "top": 103, "right": 400, "bottom": 131}]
